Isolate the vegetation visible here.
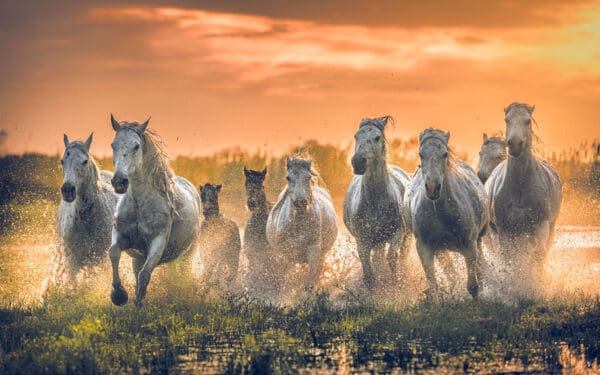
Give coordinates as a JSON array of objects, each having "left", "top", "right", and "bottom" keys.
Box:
[{"left": 1, "top": 285, "right": 599, "bottom": 373}]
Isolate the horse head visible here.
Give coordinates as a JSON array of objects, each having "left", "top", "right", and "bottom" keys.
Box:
[
  {"left": 478, "top": 133, "right": 507, "bottom": 183},
  {"left": 199, "top": 183, "right": 222, "bottom": 218},
  {"left": 60, "top": 133, "right": 94, "bottom": 202},
  {"left": 419, "top": 128, "right": 451, "bottom": 201},
  {"left": 286, "top": 157, "right": 315, "bottom": 214},
  {"left": 109, "top": 114, "right": 149, "bottom": 194},
  {"left": 244, "top": 166, "right": 268, "bottom": 212},
  {"left": 351, "top": 116, "right": 391, "bottom": 175},
  {"left": 504, "top": 102, "right": 534, "bottom": 158}
]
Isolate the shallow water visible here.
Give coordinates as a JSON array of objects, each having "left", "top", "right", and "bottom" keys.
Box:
[{"left": 1, "top": 225, "right": 599, "bottom": 306}]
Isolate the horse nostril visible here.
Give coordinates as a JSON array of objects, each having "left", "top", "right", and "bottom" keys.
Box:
[{"left": 61, "top": 184, "right": 76, "bottom": 201}]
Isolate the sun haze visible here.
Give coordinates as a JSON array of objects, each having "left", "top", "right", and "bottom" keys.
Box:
[{"left": 0, "top": 1, "right": 599, "bottom": 157}]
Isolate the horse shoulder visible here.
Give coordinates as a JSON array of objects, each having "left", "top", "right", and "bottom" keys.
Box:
[{"left": 343, "top": 176, "right": 362, "bottom": 226}]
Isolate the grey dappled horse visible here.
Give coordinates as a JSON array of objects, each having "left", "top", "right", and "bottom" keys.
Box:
[
  {"left": 266, "top": 157, "right": 338, "bottom": 290},
  {"left": 108, "top": 115, "right": 200, "bottom": 306},
  {"left": 405, "top": 129, "right": 489, "bottom": 299},
  {"left": 485, "top": 103, "right": 562, "bottom": 286},
  {"left": 55, "top": 133, "right": 118, "bottom": 285},
  {"left": 343, "top": 116, "right": 412, "bottom": 290}
]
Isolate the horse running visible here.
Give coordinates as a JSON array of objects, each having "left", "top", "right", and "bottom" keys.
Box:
[
  {"left": 108, "top": 115, "right": 200, "bottom": 306},
  {"left": 266, "top": 157, "right": 338, "bottom": 290},
  {"left": 485, "top": 103, "right": 562, "bottom": 286},
  {"left": 198, "top": 183, "right": 241, "bottom": 288},
  {"left": 405, "top": 129, "right": 489, "bottom": 299},
  {"left": 55, "top": 133, "right": 118, "bottom": 284},
  {"left": 343, "top": 116, "right": 411, "bottom": 290},
  {"left": 243, "top": 167, "right": 277, "bottom": 294},
  {"left": 477, "top": 133, "right": 507, "bottom": 184}
]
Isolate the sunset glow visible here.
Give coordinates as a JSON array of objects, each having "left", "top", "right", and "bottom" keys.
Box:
[{"left": 0, "top": 1, "right": 599, "bottom": 157}]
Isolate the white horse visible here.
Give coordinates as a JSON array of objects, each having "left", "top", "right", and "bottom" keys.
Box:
[
  {"left": 108, "top": 115, "right": 201, "bottom": 306},
  {"left": 405, "top": 129, "right": 489, "bottom": 299},
  {"left": 477, "top": 133, "right": 507, "bottom": 184},
  {"left": 343, "top": 116, "right": 411, "bottom": 290},
  {"left": 266, "top": 157, "right": 338, "bottom": 290},
  {"left": 55, "top": 133, "right": 118, "bottom": 284},
  {"left": 485, "top": 103, "right": 562, "bottom": 286}
]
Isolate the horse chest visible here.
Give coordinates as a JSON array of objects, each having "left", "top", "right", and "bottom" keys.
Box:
[
  {"left": 495, "top": 190, "right": 546, "bottom": 233},
  {"left": 414, "top": 201, "right": 468, "bottom": 249},
  {"left": 115, "top": 196, "right": 171, "bottom": 248},
  {"left": 354, "top": 199, "right": 399, "bottom": 243}
]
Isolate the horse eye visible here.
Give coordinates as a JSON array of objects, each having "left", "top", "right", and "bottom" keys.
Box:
[
  {"left": 60, "top": 159, "right": 64, "bottom": 165},
  {"left": 374, "top": 135, "right": 381, "bottom": 142},
  {"left": 443, "top": 152, "right": 448, "bottom": 158},
  {"left": 134, "top": 144, "right": 140, "bottom": 151},
  {"left": 66, "top": 151, "right": 70, "bottom": 157},
  {"left": 82, "top": 159, "right": 88, "bottom": 165},
  {"left": 286, "top": 176, "right": 291, "bottom": 182},
  {"left": 525, "top": 119, "right": 531, "bottom": 125},
  {"left": 418, "top": 152, "right": 423, "bottom": 159}
]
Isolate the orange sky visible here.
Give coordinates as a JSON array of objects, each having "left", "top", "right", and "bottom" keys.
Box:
[{"left": 0, "top": 1, "right": 599, "bottom": 157}]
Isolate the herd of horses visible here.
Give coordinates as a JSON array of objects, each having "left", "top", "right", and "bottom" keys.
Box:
[{"left": 55, "top": 102, "right": 562, "bottom": 306}]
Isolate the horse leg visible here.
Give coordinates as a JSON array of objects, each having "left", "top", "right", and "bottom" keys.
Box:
[
  {"left": 135, "top": 232, "right": 168, "bottom": 307},
  {"left": 388, "top": 231, "right": 410, "bottom": 285},
  {"left": 463, "top": 241, "right": 480, "bottom": 299},
  {"left": 357, "top": 240, "right": 375, "bottom": 290},
  {"left": 416, "top": 240, "right": 438, "bottom": 300},
  {"left": 109, "top": 229, "right": 128, "bottom": 306},
  {"left": 307, "top": 244, "right": 324, "bottom": 291}
]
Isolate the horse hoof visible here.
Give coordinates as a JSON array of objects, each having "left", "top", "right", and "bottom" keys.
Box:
[{"left": 111, "top": 286, "right": 128, "bottom": 306}]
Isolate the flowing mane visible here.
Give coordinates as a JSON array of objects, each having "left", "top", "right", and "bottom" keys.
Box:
[
  {"left": 119, "top": 123, "right": 175, "bottom": 203},
  {"left": 419, "top": 128, "right": 458, "bottom": 172},
  {"left": 66, "top": 141, "right": 101, "bottom": 190}
]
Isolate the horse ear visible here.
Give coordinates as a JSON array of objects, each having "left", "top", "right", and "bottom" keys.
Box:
[
  {"left": 286, "top": 157, "right": 291, "bottom": 167},
  {"left": 111, "top": 114, "right": 121, "bottom": 131},
  {"left": 261, "top": 166, "right": 267, "bottom": 175},
  {"left": 198, "top": 184, "right": 203, "bottom": 193},
  {"left": 63, "top": 134, "right": 69, "bottom": 148},
  {"left": 216, "top": 184, "right": 222, "bottom": 192},
  {"left": 483, "top": 133, "right": 488, "bottom": 143},
  {"left": 503, "top": 106, "right": 509, "bottom": 114},
  {"left": 528, "top": 104, "right": 535, "bottom": 114},
  {"left": 244, "top": 166, "right": 249, "bottom": 177},
  {"left": 139, "top": 117, "right": 150, "bottom": 133},
  {"left": 84, "top": 132, "right": 93, "bottom": 151},
  {"left": 445, "top": 131, "right": 450, "bottom": 142}
]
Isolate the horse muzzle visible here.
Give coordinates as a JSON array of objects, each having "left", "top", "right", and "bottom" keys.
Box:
[
  {"left": 507, "top": 138, "right": 524, "bottom": 157},
  {"left": 425, "top": 181, "right": 441, "bottom": 201},
  {"left": 477, "top": 171, "right": 488, "bottom": 184},
  {"left": 61, "top": 183, "right": 76, "bottom": 203},
  {"left": 293, "top": 198, "right": 309, "bottom": 213},
  {"left": 351, "top": 156, "right": 367, "bottom": 175},
  {"left": 111, "top": 175, "right": 129, "bottom": 194}
]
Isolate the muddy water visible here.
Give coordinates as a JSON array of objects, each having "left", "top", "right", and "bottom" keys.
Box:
[{"left": 1, "top": 225, "right": 599, "bottom": 306}]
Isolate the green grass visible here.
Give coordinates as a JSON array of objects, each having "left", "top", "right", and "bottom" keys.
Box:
[{"left": 1, "top": 287, "right": 599, "bottom": 373}]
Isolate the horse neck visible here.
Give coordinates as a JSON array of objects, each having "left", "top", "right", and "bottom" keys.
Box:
[
  {"left": 505, "top": 145, "right": 536, "bottom": 187},
  {"left": 76, "top": 172, "right": 101, "bottom": 209},
  {"left": 362, "top": 154, "right": 389, "bottom": 199},
  {"left": 127, "top": 169, "right": 157, "bottom": 197}
]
